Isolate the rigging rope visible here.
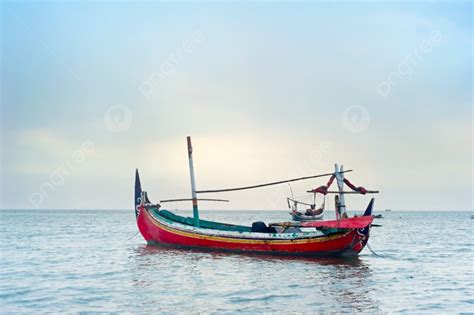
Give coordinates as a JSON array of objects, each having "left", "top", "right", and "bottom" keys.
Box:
[
  {"left": 366, "top": 242, "right": 383, "bottom": 257},
  {"left": 127, "top": 231, "right": 140, "bottom": 240}
]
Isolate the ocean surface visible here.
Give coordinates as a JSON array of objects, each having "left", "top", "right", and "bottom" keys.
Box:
[{"left": 0, "top": 209, "right": 473, "bottom": 314}]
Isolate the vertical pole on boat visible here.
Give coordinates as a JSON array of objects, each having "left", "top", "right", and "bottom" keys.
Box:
[
  {"left": 334, "top": 163, "right": 347, "bottom": 219},
  {"left": 187, "top": 136, "right": 200, "bottom": 227}
]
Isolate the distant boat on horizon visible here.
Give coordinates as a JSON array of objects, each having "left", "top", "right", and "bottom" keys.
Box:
[{"left": 385, "top": 209, "right": 392, "bottom": 212}]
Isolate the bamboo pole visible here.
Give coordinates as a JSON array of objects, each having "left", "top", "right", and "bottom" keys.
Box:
[
  {"left": 306, "top": 190, "right": 379, "bottom": 194},
  {"left": 335, "top": 164, "right": 346, "bottom": 219},
  {"left": 196, "top": 170, "right": 353, "bottom": 194},
  {"left": 287, "top": 197, "right": 313, "bottom": 207},
  {"left": 160, "top": 198, "right": 229, "bottom": 203},
  {"left": 187, "top": 136, "right": 200, "bottom": 227}
]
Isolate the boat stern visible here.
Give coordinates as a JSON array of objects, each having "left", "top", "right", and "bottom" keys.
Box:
[{"left": 134, "top": 169, "right": 142, "bottom": 218}]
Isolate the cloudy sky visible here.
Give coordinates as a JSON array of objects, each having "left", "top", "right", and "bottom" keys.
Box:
[{"left": 1, "top": 1, "right": 472, "bottom": 211}]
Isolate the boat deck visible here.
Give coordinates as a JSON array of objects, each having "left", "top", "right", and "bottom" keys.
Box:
[{"left": 150, "top": 208, "right": 253, "bottom": 232}]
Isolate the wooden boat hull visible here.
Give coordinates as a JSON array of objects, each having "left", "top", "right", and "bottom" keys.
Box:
[{"left": 136, "top": 206, "right": 371, "bottom": 257}]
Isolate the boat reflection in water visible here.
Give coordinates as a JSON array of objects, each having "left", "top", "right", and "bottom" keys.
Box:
[{"left": 131, "top": 244, "right": 378, "bottom": 312}]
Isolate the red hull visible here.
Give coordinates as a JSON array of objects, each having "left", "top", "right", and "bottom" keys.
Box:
[{"left": 137, "top": 207, "right": 371, "bottom": 256}]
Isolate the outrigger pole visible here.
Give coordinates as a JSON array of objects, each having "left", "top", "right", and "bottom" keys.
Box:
[
  {"left": 160, "top": 198, "right": 229, "bottom": 203},
  {"left": 306, "top": 190, "right": 379, "bottom": 194},
  {"left": 187, "top": 136, "right": 200, "bottom": 227},
  {"left": 196, "top": 170, "right": 353, "bottom": 194}
]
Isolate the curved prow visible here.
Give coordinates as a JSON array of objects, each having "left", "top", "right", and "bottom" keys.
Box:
[
  {"left": 363, "top": 198, "right": 375, "bottom": 216},
  {"left": 134, "top": 169, "right": 142, "bottom": 218}
]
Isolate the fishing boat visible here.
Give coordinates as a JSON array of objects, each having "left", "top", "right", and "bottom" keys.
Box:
[
  {"left": 134, "top": 137, "right": 379, "bottom": 257},
  {"left": 288, "top": 198, "right": 325, "bottom": 221},
  {"left": 291, "top": 210, "right": 325, "bottom": 221}
]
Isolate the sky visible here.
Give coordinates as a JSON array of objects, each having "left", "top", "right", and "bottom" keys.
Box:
[{"left": 0, "top": 1, "right": 472, "bottom": 211}]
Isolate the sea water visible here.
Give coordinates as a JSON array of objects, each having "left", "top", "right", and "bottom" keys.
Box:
[{"left": 0, "top": 210, "right": 473, "bottom": 313}]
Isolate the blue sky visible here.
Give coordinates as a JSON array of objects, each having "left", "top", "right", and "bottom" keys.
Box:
[{"left": 1, "top": 1, "right": 472, "bottom": 211}]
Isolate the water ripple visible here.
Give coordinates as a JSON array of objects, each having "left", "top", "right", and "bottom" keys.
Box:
[{"left": 0, "top": 210, "right": 472, "bottom": 313}]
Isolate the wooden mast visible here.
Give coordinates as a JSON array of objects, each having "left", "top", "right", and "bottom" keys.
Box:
[
  {"left": 187, "top": 136, "right": 200, "bottom": 227},
  {"left": 334, "top": 163, "right": 347, "bottom": 219}
]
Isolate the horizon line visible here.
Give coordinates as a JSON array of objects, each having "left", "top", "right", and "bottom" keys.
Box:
[{"left": 0, "top": 208, "right": 472, "bottom": 212}]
